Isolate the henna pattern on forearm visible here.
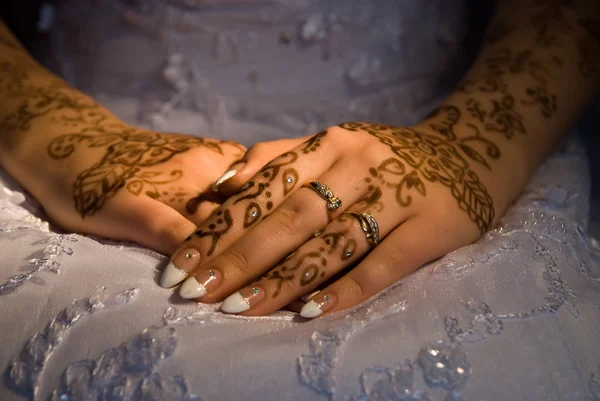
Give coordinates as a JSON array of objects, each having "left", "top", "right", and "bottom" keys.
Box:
[
  {"left": 430, "top": 0, "right": 599, "bottom": 179},
  {"left": 457, "top": 48, "right": 556, "bottom": 118},
  {"left": 576, "top": 17, "right": 600, "bottom": 77},
  {"left": 531, "top": 0, "right": 573, "bottom": 47},
  {"left": 427, "top": 46, "right": 562, "bottom": 169}
]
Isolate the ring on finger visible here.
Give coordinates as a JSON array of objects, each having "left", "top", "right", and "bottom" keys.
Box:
[
  {"left": 303, "top": 180, "right": 342, "bottom": 212},
  {"left": 342, "top": 212, "right": 380, "bottom": 247}
]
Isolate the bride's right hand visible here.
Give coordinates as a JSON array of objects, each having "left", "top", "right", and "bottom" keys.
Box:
[
  {"left": 4, "top": 114, "right": 245, "bottom": 254},
  {"left": 0, "top": 21, "right": 246, "bottom": 254}
]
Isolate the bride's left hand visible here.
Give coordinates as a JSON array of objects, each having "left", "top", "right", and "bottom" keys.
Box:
[{"left": 160, "top": 120, "right": 526, "bottom": 318}]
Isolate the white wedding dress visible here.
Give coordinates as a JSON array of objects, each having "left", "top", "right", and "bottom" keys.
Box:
[{"left": 1, "top": 1, "right": 599, "bottom": 400}]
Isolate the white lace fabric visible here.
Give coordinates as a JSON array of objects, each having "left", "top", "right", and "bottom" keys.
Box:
[
  {"left": 2, "top": 134, "right": 599, "bottom": 401},
  {"left": 1, "top": 1, "right": 600, "bottom": 400}
]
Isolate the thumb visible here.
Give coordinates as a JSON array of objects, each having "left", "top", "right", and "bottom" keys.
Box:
[{"left": 212, "top": 136, "right": 310, "bottom": 196}]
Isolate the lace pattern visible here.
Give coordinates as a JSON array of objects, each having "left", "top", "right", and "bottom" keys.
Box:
[
  {"left": 1, "top": 139, "right": 599, "bottom": 401},
  {"left": 42, "top": 0, "right": 469, "bottom": 144}
]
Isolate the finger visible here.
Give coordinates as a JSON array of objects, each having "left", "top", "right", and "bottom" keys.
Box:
[
  {"left": 286, "top": 289, "right": 323, "bottom": 313},
  {"left": 216, "top": 202, "right": 407, "bottom": 316},
  {"left": 286, "top": 299, "right": 305, "bottom": 313},
  {"left": 212, "top": 134, "right": 317, "bottom": 195},
  {"left": 161, "top": 129, "right": 356, "bottom": 288},
  {"left": 80, "top": 193, "right": 196, "bottom": 255},
  {"left": 149, "top": 185, "right": 221, "bottom": 226},
  {"left": 174, "top": 156, "right": 373, "bottom": 299},
  {"left": 299, "top": 215, "right": 476, "bottom": 318},
  {"left": 163, "top": 189, "right": 222, "bottom": 227}
]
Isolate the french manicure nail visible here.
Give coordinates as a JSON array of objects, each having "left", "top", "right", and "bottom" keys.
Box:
[
  {"left": 301, "top": 290, "right": 321, "bottom": 303},
  {"left": 161, "top": 248, "right": 201, "bottom": 288},
  {"left": 221, "top": 286, "right": 265, "bottom": 314},
  {"left": 180, "top": 269, "right": 222, "bottom": 299},
  {"left": 212, "top": 162, "right": 246, "bottom": 192},
  {"left": 300, "top": 293, "right": 337, "bottom": 318}
]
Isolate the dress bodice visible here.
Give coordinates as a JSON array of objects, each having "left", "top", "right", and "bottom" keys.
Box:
[{"left": 44, "top": 0, "right": 470, "bottom": 145}]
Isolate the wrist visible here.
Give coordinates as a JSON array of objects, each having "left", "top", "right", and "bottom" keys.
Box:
[{"left": 410, "top": 118, "right": 531, "bottom": 214}]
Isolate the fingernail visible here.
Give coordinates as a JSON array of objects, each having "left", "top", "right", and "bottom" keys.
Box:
[
  {"left": 161, "top": 248, "right": 200, "bottom": 288},
  {"left": 301, "top": 290, "right": 321, "bottom": 303},
  {"left": 221, "top": 286, "right": 265, "bottom": 314},
  {"left": 300, "top": 293, "right": 337, "bottom": 318},
  {"left": 212, "top": 162, "right": 245, "bottom": 192},
  {"left": 180, "top": 269, "right": 222, "bottom": 299}
]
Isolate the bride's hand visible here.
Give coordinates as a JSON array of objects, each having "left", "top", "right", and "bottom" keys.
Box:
[
  {"left": 161, "top": 119, "right": 528, "bottom": 317},
  {"left": 8, "top": 118, "right": 245, "bottom": 254},
  {"left": 0, "top": 29, "right": 246, "bottom": 255}
]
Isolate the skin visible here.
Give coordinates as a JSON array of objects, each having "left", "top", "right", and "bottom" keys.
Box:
[
  {"left": 0, "top": 20, "right": 246, "bottom": 254},
  {"left": 166, "top": 0, "right": 600, "bottom": 316}
]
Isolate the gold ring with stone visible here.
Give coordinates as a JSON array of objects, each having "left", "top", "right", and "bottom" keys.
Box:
[
  {"left": 342, "top": 212, "right": 380, "bottom": 247},
  {"left": 303, "top": 180, "right": 342, "bottom": 212}
]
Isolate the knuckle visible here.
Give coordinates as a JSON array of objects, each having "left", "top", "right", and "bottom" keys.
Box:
[
  {"left": 363, "top": 144, "right": 388, "bottom": 164},
  {"left": 343, "top": 216, "right": 367, "bottom": 240},
  {"left": 247, "top": 142, "right": 269, "bottom": 157},
  {"left": 149, "top": 216, "right": 182, "bottom": 241},
  {"left": 150, "top": 221, "right": 191, "bottom": 254},
  {"left": 271, "top": 201, "right": 306, "bottom": 235},
  {"left": 336, "top": 213, "right": 370, "bottom": 243},
  {"left": 324, "top": 126, "right": 349, "bottom": 145},
  {"left": 344, "top": 276, "right": 366, "bottom": 298},
  {"left": 383, "top": 246, "right": 409, "bottom": 267},
  {"left": 220, "top": 248, "right": 250, "bottom": 275}
]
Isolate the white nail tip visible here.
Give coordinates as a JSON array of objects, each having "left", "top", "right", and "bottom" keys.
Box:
[
  {"left": 300, "top": 300, "right": 323, "bottom": 318},
  {"left": 221, "top": 292, "right": 250, "bottom": 314},
  {"left": 212, "top": 169, "right": 238, "bottom": 191},
  {"left": 161, "top": 262, "right": 189, "bottom": 288},
  {"left": 301, "top": 290, "right": 321, "bottom": 303},
  {"left": 179, "top": 277, "right": 207, "bottom": 299}
]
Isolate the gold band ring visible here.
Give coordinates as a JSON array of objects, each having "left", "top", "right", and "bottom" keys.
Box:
[
  {"left": 342, "top": 212, "right": 380, "bottom": 247},
  {"left": 303, "top": 180, "right": 342, "bottom": 212}
]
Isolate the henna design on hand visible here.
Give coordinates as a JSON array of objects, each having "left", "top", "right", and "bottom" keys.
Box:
[
  {"left": 263, "top": 229, "right": 356, "bottom": 297},
  {"left": 125, "top": 170, "right": 184, "bottom": 200},
  {"left": 48, "top": 129, "right": 227, "bottom": 217},
  {"left": 186, "top": 191, "right": 222, "bottom": 215},
  {"left": 358, "top": 158, "right": 426, "bottom": 212},
  {"left": 340, "top": 122, "right": 495, "bottom": 233},
  {"left": 189, "top": 133, "right": 325, "bottom": 256},
  {"left": 300, "top": 131, "right": 326, "bottom": 154},
  {"left": 234, "top": 151, "right": 299, "bottom": 226},
  {"left": 188, "top": 209, "right": 234, "bottom": 256},
  {"left": 427, "top": 106, "right": 501, "bottom": 170},
  {"left": 1, "top": 59, "right": 240, "bottom": 218}
]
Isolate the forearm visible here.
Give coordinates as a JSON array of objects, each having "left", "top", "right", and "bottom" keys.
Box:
[
  {"left": 0, "top": 20, "right": 121, "bottom": 168},
  {"left": 420, "top": 0, "right": 599, "bottom": 183},
  {"left": 0, "top": 19, "right": 133, "bottom": 203}
]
